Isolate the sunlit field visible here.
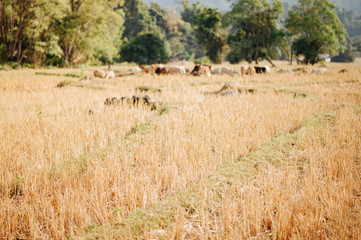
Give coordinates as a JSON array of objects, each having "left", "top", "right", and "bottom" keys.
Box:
[{"left": 0, "top": 61, "right": 360, "bottom": 239}]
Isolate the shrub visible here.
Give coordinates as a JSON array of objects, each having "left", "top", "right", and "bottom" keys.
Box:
[{"left": 120, "top": 33, "right": 169, "bottom": 65}]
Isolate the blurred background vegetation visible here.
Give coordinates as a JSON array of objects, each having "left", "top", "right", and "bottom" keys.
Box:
[{"left": 0, "top": 0, "right": 359, "bottom": 67}]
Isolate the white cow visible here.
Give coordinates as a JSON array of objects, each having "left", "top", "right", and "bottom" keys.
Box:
[
  {"left": 211, "top": 67, "right": 238, "bottom": 75},
  {"left": 172, "top": 66, "right": 187, "bottom": 74},
  {"left": 94, "top": 70, "right": 115, "bottom": 79},
  {"left": 311, "top": 68, "right": 327, "bottom": 74}
]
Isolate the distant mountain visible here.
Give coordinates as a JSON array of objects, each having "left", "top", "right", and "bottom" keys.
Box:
[{"left": 142, "top": 0, "right": 361, "bottom": 16}]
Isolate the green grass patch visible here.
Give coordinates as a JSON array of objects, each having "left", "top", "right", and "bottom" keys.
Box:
[
  {"left": 76, "top": 106, "right": 341, "bottom": 239},
  {"left": 35, "top": 72, "right": 82, "bottom": 78}
]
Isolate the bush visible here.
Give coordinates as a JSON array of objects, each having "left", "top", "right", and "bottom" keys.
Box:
[
  {"left": 331, "top": 47, "right": 355, "bottom": 63},
  {"left": 120, "top": 33, "right": 169, "bottom": 65},
  {"left": 194, "top": 56, "right": 212, "bottom": 65}
]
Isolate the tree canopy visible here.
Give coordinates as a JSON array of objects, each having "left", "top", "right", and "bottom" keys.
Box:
[
  {"left": 285, "top": 0, "right": 347, "bottom": 64},
  {"left": 224, "top": 0, "right": 285, "bottom": 65},
  {"left": 193, "top": 7, "right": 225, "bottom": 63},
  {"left": 0, "top": 0, "right": 352, "bottom": 66},
  {"left": 120, "top": 32, "right": 169, "bottom": 64}
]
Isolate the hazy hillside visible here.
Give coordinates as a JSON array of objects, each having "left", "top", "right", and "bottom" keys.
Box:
[{"left": 143, "top": 0, "right": 361, "bottom": 16}]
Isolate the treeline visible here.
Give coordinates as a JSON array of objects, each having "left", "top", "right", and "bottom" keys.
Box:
[{"left": 0, "top": 0, "right": 351, "bottom": 66}]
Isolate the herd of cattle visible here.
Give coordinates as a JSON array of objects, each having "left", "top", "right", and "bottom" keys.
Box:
[{"left": 93, "top": 64, "right": 335, "bottom": 79}]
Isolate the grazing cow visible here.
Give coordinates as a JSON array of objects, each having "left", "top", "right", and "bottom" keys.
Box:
[
  {"left": 211, "top": 68, "right": 222, "bottom": 75},
  {"left": 154, "top": 66, "right": 187, "bottom": 75},
  {"left": 139, "top": 65, "right": 150, "bottom": 73},
  {"left": 241, "top": 66, "right": 248, "bottom": 75},
  {"left": 221, "top": 67, "right": 238, "bottom": 75},
  {"left": 106, "top": 71, "right": 115, "bottom": 79},
  {"left": 155, "top": 67, "right": 169, "bottom": 75},
  {"left": 172, "top": 66, "right": 187, "bottom": 74},
  {"left": 311, "top": 68, "right": 327, "bottom": 74},
  {"left": 94, "top": 69, "right": 107, "bottom": 78},
  {"left": 133, "top": 66, "right": 143, "bottom": 73},
  {"left": 191, "top": 65, "right": 212, "bottom": 77},
  {"left": 94, "top": 70, "right": 115, "bottom": 79},
  {"left": 246, "top": 66, "right": 256, "bottom": 75},
  {"left": 241, "top": 66, "right": 256, "bottom": 75},
  {"left": 150, "top": 64, "right": 164, "bottom": 72},
  {"left": 255, "top": 66, "right": 270, "bottom": 74},
  {"left": 211, "top": 67, "right": 238, "bottom": 75}
]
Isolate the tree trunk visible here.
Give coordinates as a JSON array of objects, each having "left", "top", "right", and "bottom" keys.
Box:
[
  {"left": 267, "top": 57, "right": 275, "bottom": 67},
  {"left": 255, "top": 46, "right": 259, "bottom": 64},
  {"left": 0, "top": 0, "right": 29, "bottom": 62}
]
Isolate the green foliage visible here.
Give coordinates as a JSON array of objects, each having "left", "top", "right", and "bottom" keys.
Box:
[
  {"left": 285, "top": 0, "right": 347, "bottom": 65},
  {"left": 120, "top": 33, "right": 169, "bottom": 64},
  {"left": 180, "top": 0, "right": 202, "bottom": 24},
  {"left": 193, "top": 7, "right": 225, "bottom": 63},
  {"left": 178, "top": 2, "right": 205, "bottom": 60},
  {"left": 123, "top": 0, "right": 157, "bottom": 40},
  {"left": 0, "top": 0, "right": 68, "bottom": 63},
  {"left": 0, "top": 0, "right": 355, "bottom": 66},
  {"left": 58, "top": 0, "right": 125, "bottom": 65},
  {"left": 0, "top": 0, "right": 125, "bottom": 66},
  {"left": 194, "top": 56, "right": 212, "bottom": 65},
  {"left": 225, "top": 0, "right": 285, "bottom": 65},
  {"left": 332, "top": 45, "right": 355, "bottom": 62}
]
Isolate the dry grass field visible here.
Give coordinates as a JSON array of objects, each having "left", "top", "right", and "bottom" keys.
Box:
[{"left": 0, "top": 61, "right": 360, "bottom": 239}]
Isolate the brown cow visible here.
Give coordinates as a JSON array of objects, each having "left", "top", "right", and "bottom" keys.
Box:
[
  {"left": 155, "top": 66, "right": 186, "bottom": 75},
  {"left": 191, "top": 65, "right": 212, "bottom": 77},
  {"left": 94, "top": 69, "right": 107, "bottom": 78},
  {"left": 139, "top": 65, "right": 150, "bottom": 73},
  {"left": 139, "top": 64, "right": 165, "bottom": 74},
  {"left": 241, "top": 66, "right": 256, "bottom": 75},
  {"left": 155, "top": 67, "right": 169, "bottom": 75},
  {"left": 94, "top": 70, "right": 115, "bottom": 79}
]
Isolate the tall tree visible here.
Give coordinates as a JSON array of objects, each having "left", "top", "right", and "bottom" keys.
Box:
[
  {"left": 180, "top": 0, "right": 201, "bottom": 24},
  {"left": 0, "top": 0, "right": 31, "bottom": 62},
  {"left": 285, "top": 0, "right": 347, "bottom": 65},
  {"left": 179, "top": 0, "right": 204, "bottom": 60},
  {"left": 0, "top": 0, "right": 66, "bottom": 63},
  {"left": 120, "top": 32, "right": 169, "bottom": 64},
  {"left": 224, "top": 0, "right": 285, "bottom": 65},
  {"left": 193, "top": 7, "right": 225, "bottom": 63},
  {"left": 58, "top": 0, "right": 124, "bottom": 65},
  {"left": 122, "top": 0, "right": 156, "bottom": 40}
]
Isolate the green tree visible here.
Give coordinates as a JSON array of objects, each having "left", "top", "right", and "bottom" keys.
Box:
[
  {"left": 224, "top": 0, "right": 285, "bottom": 65},
  {"left": 180, "top": 0, "right": 202, "bottom": 24},
  {"left": 120, "top": 32, "right": 169, "bottom": 64},
  {"left": 179, "top": 0, "right": 204, "bottom": 60},
  {"left": 58, "top": 0, "right": 124, "bottom": 65},
  {"left": 0, "top": 0, "right": 67, "bottom": 63},
  {"left": 149, "top": 2, "right": 167, "bottom": 33},
  {"left": 285, "top": 0, "right": 347, "bottom": 65},
  {"left": 193, "top": 7, "right": 225, "bottom": 63},
  {"left": 122, "top": 0, "right": 156, "bottom": 40},
  {"left": 331, "top": 38, "right": 355, "bottom": 62}
]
